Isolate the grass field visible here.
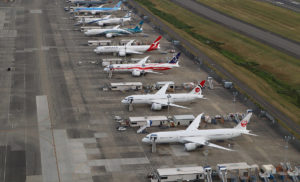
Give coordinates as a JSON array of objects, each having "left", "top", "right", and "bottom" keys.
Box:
[
  {"left": 197, "top": 0, "right": 300, "bottom": 43},
  {"left": 135, "top": 0, "right": 300, "bottom": 127}
]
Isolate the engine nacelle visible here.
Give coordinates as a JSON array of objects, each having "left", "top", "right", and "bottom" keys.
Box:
[
  {"left": 151, "top": 103, "right": 162, "bottom": 111},
  {"left": 119, "top": 50, "right": 126, "bottom": 57},
  {"left": 97, "top": 22, "right": 104, "bottom": 26},
  {"left": 132, "top": 70, "right": 141, "bottom": 77},
  {"left": 184, "top": 143, "right": 198, "bottom": 151},
  {"left": 106, "top": 33, "right": 113, "bottom": 38},
  {"left": 91, "top": 11, "right": 96, "bottom": 15}
]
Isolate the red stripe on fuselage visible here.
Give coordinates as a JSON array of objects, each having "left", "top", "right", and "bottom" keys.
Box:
[{"left": 111, "top": 66, "right": 172, "bottom": 71}]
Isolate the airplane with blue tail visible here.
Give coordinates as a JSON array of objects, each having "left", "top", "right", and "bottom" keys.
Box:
[
  {"left": 75, "top": 12, "right": 131, "bottom": 26},
  {"left": 74, "top": 1, "right": 122, "bottom": 15},
  {"left": 84, "top": 20, "right": 143, "bottom": 38}
]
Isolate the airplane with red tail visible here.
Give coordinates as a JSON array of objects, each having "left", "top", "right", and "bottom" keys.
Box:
[
  {"left": 94, "top": 36, "right": 162, "bottom": 56},
  {"left": 121, "top": 80, "right": 206, "bottom": 110}
]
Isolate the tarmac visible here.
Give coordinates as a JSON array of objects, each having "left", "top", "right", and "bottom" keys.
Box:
[{"left": 0, "top": 0, "right": 299, "bottom": 182}]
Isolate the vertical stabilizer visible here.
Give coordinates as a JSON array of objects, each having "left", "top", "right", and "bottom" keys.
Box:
[{"left": 235, "top": 113, "right": 252, "bottom": 130}]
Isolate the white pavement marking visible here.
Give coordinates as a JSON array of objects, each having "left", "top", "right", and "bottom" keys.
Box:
[
  {"left": 53, "top": 130, "right": 74, "bottom": 182},
  {"left": 36, "top": 96, "right": 60, "bottom": 182}
]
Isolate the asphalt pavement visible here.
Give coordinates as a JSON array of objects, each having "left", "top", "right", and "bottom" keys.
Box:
[{"left": 171, "top": 0, "right": 300, "bottom": 59}]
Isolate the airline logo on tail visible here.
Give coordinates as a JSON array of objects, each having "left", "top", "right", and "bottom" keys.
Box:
[
  {"left": 241, "top": 120, "right": 247, "bottom": 127},
  {"left": 168, "top": 52, "right": 181, "bottom": 64},
  {"left": 114, "top": 1, "right": 122, "bottom": 8},
  {"left": 190, "top": 80, "right": 205, "bottom": 95},
  {"left": 147, "top": 36, "right": 162, "bottom": 52}
]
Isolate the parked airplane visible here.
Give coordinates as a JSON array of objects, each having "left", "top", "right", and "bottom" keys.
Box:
[
  {"left": 67, "top": 0, "right": 109, "bottom": 6},
  {"left": 94, "top": 36, "right": 161, "bottom": 56},
  {"left": 96, "top": 11, "right": 132, "bottom": 26},
  {"left": 121, "top": 80, "right": 206, "bottom": 110},
  {"left": 104, "top": 52, "right": 181, "bottom": 76},
  {"left": 74, "top": 14, "right": 112, "bottom": 26},
  {"left": 74, "top": 1, "right": 122, "bottom": 14},
  {"left": 84, "top": 20, "right": 143, "bottom": 37},
  {"left": 142, "top": 113, "right": 256, "bottom": 151}
]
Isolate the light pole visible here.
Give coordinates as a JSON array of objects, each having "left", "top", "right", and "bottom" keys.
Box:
[
  {"left": 167, "top": 94, "right": 171, "bottom": 119},
  {"left": 284, "top": 136, "right": 294, "bottom": 163}
]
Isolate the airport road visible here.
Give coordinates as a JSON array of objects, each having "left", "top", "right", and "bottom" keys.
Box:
[
  {"left": 171, "top": 0, "right": 300, "bottom": 59},
  {"left": 258, "top": 0, "right": 300, "bottom": 12}
]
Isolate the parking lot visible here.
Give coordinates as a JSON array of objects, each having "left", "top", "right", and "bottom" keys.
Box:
[{"left": 0, "top": 0, "right": 299, "bottom": 181}]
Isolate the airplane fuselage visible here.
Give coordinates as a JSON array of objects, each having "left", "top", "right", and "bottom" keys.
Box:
[
  {"left": 94, "top": 45, "right": 152, "bottom": 54},
  {"left": 144, "top": 128, "right": 243, "bottom": 144},
  {"left": 76, "top": 7, "right": 121, "bottom": 14},
  {"left": 99, "top": 17, "right": 131, "bottom": 25},
  {"left": 107, "top": 63, "right": 178, "bottom": 72},
  {"left": 85, "top": 28, "right": 131, "bottom": 36},
  {"left": 122, "top": 93, "right": 202, "bottom": 105}
]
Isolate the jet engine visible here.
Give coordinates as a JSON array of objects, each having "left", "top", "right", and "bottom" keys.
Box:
[
  {"left": 151, "top": 103, "right": 162, "bottom": 111},
  {"left": 91, "top": 11, "right": 96, "bottom": 15},
  {"left": 132, "top": 70, "right": 141, "bottom": 77},
  {"left": 97, "top": 22, "right": 104, "bottom": 26},
  {"left": 184, "top": 143, "right": 198, "bottom": 151},
  {"left": 119, "top": 50, "right": 126, "bottom": 57},
  {"left": 106, "top": 33, "right": 113, "bottom": 38}
]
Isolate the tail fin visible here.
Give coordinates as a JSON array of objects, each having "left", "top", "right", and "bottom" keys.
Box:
[
  {"left": 138, "top": 20, "right": 144, "bottom": 28},
  {"left": 114, "top": 1, "right": 122, "bottom": 8},
  {"left": 189, "top": 80, "right": 205, "bottom": 95},
  {"left": 147, "top": 36, "right": 162, "bottom": 52},
  {"left": 131, "top": 21, "right": 143, "bottom": 32},
  {"left": 234, "top": 113, "right": 252, "bottom": 130},
  {"left": 168, "top": 52, "right": 181, "bottom": 64}
]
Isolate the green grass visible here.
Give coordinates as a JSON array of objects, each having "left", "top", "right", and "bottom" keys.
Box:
[
  {"left": 197, "top": 0, "right": 300, "bottom": 43},
  {"left": 135, "top": 0, "right": 300, "bottom": 108}
]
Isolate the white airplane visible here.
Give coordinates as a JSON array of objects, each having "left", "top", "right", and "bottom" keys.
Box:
[
  {"left": 96, "top": 11, "right": 132, "bottom": 26},
  {"left": 142, "top": 113, "right": 256, "bottom": 151},
  {"left": 94, "top": 36, "right": 162, "bottom": 56},
  {"left": 104, "top": 52, "right": 181, "bottom": 76},
  {"left": 121, "top": 80, "right": 206, "bottom": 110},
  {"left": 74, "top": 15, "right": 112, "bottom": 26},
  {"left": 74, "top": 12, "right": 131, "bottom": 26},
  {"left": 84, "top": 21, "right": 143, "bottom": 38},
  {"left": 74, "top": 1, "right": 122, "bottom": 14}
]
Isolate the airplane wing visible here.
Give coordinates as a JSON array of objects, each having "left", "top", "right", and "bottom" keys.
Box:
[
  {"left": 183, "top": 137, "right": 234, "bottom": 151},
  {"left": 125, "top": 49, "right": 143, "bottom": 54},
  {"left": 155, "top": 83, "right": 170, "bottom": 95},
  {"left": 113, "top": 25, "right": 120, "bottom": 29},
  {"left": 98, "top": 5, "right": 104, "bottom": 8},
  {"left": 137, "top": 56, "right": 150, "bottom": 64},
  {"left": 151, "top": 99, "right": 190, "bottom": 109},
  {"left": 185, "top": 113, "right": 203, "bottom": 131},
  {"left": 103, "top": 15, "right": 111, "bottom": 19},
  {"left": 125, "top": 40, "right": 135, "bottom": 46}
]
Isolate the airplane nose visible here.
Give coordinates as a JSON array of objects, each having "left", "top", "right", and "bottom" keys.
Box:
[
  {"left": 142, "top": 138, "right": 150, "bottom": 143},
  {"left": 121, "top": 99, "right": 126, "bottom": 104},
  {"left": 104, "top": 67, "right": 109, "bottom": 72}
]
